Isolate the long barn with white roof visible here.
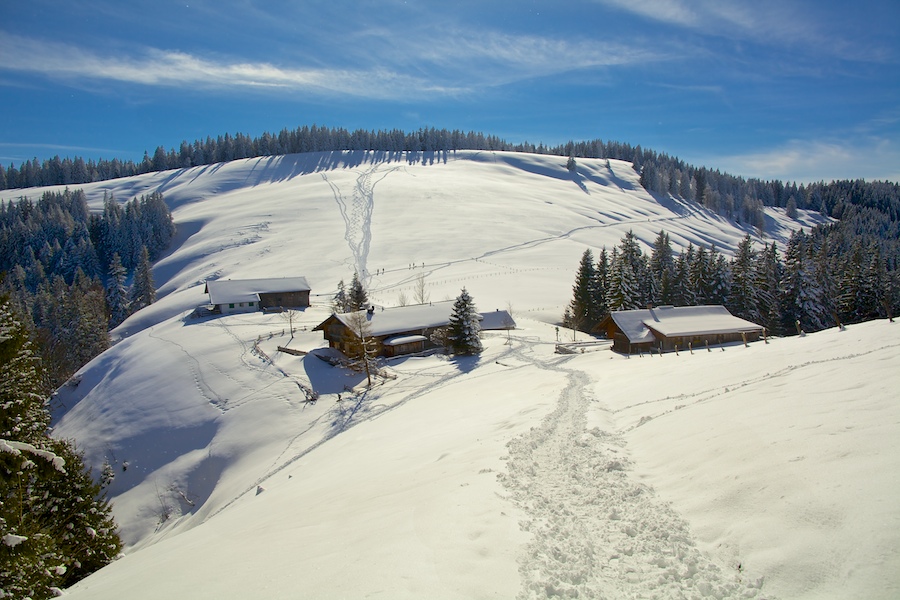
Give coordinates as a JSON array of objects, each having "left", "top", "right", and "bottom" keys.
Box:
[
  {"left": 204, "top": 277, "right": 311, "bottom": 314},
  {"left": 595, "top": 305, "right": 764, "bottom": 354}
]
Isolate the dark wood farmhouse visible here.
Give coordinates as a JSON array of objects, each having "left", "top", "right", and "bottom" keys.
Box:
[
  {"left": 594, "top": 305, "right": 764, "bottom": 354},
  {"left": 314, "top": 301, "right": 516, "bottom": 357},
  {"left": 204, "top": 277, "right": 311, "bottom": 314}
]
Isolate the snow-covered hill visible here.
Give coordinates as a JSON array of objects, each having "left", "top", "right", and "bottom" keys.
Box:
[{"left": 6, "top": 151, "right": 896, "bottom": 599}]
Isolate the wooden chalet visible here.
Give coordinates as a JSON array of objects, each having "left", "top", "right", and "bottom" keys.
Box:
[
  {"left": 594, "top": 305, "right": 764, "bottom": 354},
  {"left": 204, "top": 277, "right": 311, "bottom": 315},
  {"left": 313, "top": 301, "right": 516, "bottom": 357}
]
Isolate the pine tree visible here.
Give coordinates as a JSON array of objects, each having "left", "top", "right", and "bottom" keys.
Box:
[
  {"left": 781, "top": 230, "right": 827, "bottom": 334},
  {"left": 348, "top": 271, "right": 368, "bottom": 311},
  {"left": 649, "top": 231, "right": 674, "bottom": 305},
  {"left": 130, "top": 245, "right": 156, "bottom": 311},
  {"left": 689, "top": 245, "right": 711, "bottom": 305},
  {"left": 332, "top": 279, "right": 349, "bottom": 313},
  {"left": 728, "top": 235, "right": 760, "bottom": 322},
  {"left": 0, "top": 296, "right": 121, "bottom": 599},
  {"left": 106, "top": 252, "right": 129, "bottom": 327},
  {"left": 567, "top": 249, "right": 596, "bottom": 331},
  {"left": 755, "top": 242, "right": 784, "bottom": 335},
  {"left": 606, "top": 248, "right": 641, "bottom": 311},
  {"left": 593, "top": 247, "right": 610, "bottom": 319},
  {"left": 618, "top": 231, "right": 647, "bottom": 302},
  {"left": 447, "top": 288, "right": 482, "bottom": 355},
  {"left": 670, "top": 248, "right": 691, "bottom": 306},
  {"left": 707, "top": 246, "right": 731, "bottom": 307}
]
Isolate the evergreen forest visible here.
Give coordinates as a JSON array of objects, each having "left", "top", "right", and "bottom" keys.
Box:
[
  {"left": 0, "top": 188, "right": 174, "bottom": 388},
  {"left": 566, "top": 227, "right": 899, "bottom": 337},
  {"left": 1, "top": 294, "right": 122, "bottom": 599}
]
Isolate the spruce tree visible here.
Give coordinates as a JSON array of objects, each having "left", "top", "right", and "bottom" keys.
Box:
[
  {"left": 447, "top": 288, "right": 482, "bottom": 355},
  {"left": 649, "top": 231, "right": 674, "bottom": 305},
  {"left": 567, "top": 249, "right": 596, "bottom": 331},
  {"left": 606, "top": 248, "right": 641, "bottom": 311},
  {"left": 348, "top": 271, "right": 368, "bottom": 311},
  {"left": 755, "top": 243, "right": 784, "bottom": 335},
  {"left": 332, "top": 279, "right": 349, "bottom": 313},
  {"left": 130, "top": 245, "right": 156, "bottom": 311},
  {"left": 106, "top": 252, "right": 129, "bottom": 327},
  {"left": 729, "top": 235, "right": 760, "bottom": 322},
  {"left": 0, "top": 296, "right": 121, "bottom": 599},
  {"left": 593, "top": 248, "right": 610, "bottom": 319},
  {"left": 707, "top": 246, "right": 731, "bottom": 307},
  {"left": 781, "top": 230, "right": 827, "bottom": 334}
]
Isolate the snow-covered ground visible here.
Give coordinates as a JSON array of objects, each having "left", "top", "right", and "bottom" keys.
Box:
[{"left": 5, "top": 151, "right": 895, "bottom": 598}]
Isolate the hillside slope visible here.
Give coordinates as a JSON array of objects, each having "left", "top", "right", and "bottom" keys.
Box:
[
  {"left": 1, "top": 150, "right": 824, "bottom": 331},
  {"left": 11, "top": 151, "right": 894, "bottom": 599}
]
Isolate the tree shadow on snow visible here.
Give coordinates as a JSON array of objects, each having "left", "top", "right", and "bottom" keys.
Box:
[{"left": 449, "top": 354, "right": 481, "bottom": 374}]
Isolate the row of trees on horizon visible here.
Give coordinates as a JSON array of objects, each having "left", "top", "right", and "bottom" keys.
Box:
[{"left": 3, "top": 125, "right": 899, "bottom": 238}]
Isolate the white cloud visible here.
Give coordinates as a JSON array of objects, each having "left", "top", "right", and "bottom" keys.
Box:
[
  {"left": 709, "top": 138, "right": 900, "bottom": 184},
  {"left": 0, "top": 34, "right": 463, "bottom": 100},
  {"left": 592, "top": 0, "right": 892, "bottom": 63},
  {"left": 0, "top": 27, "right": 664, "bottom": 100}
]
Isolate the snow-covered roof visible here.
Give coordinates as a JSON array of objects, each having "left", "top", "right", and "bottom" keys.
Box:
[
  {"left": 204, "top": 277, "right": 311, "bottom": 305},
  {"left": 611, "top": 305, "right": 763, "bottom": 344},
  {"left": 609, "top": 311, "right": 657, "bottom": 345},
  {"left": 331, "top": 302, "right": 456, "bottom": 338}
]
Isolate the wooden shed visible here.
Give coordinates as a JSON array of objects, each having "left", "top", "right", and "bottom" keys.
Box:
[{"left": 313, "top": 302, "right": 516, "bottom": 357}]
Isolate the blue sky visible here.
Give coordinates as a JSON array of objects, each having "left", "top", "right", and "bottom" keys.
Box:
[{"left": 2, "top": 0, "right": 898, "bottom": 183}]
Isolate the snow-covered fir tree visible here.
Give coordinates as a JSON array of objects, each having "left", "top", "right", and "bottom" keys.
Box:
[
  {"left": 447, "top": 288, "right": 482, "bottom": 355},
  {"left": 593, "top": 247, "right": 610, "bottom": 320},
  {"left": 106, "top": 252, "right": 129, "bottom": 328},
  {"left": 0, "top": 295, "right": 121, "bottom": 599},
  {"left": 755, "top": 242, "right": 784, "bottom": 335},
  {"left": 728, "top": 235, "right": 760, "bottom": 323},
  {"left": 332, "top": 279, "right": 349, "bottom": 313},
  {"left": 348, "top": 271, "right": 368, "bottom": 311},
  {"left": 606, "top": 247, "right": 641, "bottom": 311},
  {"left": 649, "top": 231, "right": 675, "bottom": 306},
  {"left": 130, "top": 245, "right": 156, "bottom": 311},
  {"left": 566, "top": 249, "right": 597, "bottom": 330},
  {"left": 781, "top": 230, "right": 828, "bottom": 334}
]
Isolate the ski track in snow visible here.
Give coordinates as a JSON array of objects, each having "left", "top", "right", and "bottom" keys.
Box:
[
  {"left": 499, "top": 348, "right": 769, "bottom": 599},
  {"left": 323, "top": 163, "right": 400, "bottom": 282},
  {"left": 619, "top": 340, "right": 900, "bottom": 432}
]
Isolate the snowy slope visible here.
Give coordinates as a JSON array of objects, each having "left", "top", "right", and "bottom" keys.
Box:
[{"left": 6, "top": 151, "right": 895, "bottom": 599}]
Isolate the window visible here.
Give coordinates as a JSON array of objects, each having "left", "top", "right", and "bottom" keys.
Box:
[
  {"left": 249, "top": 302, "right": 254, "bottom": 307},
  {"left": 229, "top": 303, "right": 235, "bottom": 309}
]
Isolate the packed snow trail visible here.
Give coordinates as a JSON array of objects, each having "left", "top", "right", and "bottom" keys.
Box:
[{"left": 500, "top": 364, "right": 770, "bottom": 599}]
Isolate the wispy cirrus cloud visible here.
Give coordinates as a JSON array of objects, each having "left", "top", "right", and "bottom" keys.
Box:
[
  {"left": 593, "top": 0, "right": 896, "bottom": 64},
  {"left": 0, "top": 33, "right": 463, "bottom": 100},
  {"left": 0, "top": 26, "right": 666, "bottom": 100}
]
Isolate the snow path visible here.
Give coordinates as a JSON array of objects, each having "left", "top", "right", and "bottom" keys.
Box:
[{"left": 500, "top": 359, "right": 768, "bottom": 599}]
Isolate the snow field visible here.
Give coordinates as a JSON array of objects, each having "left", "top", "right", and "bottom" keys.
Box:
[{"left": 26, "top": 150, "right": 890, "bottom": 598}]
